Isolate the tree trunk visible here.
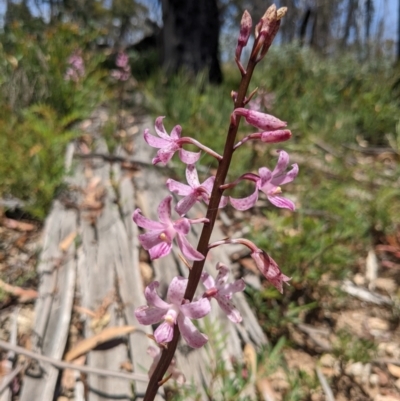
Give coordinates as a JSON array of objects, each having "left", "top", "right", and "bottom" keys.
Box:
[{"left": 161, "top": 0, "right": 222, "bottom": 83}]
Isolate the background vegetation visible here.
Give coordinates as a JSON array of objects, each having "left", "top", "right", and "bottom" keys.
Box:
[{"left": 1, "top": 0, "right": 400, "bottom": 399}]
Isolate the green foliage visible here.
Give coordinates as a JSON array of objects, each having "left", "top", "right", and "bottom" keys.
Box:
[
  {"left": 0, "top": 22, "right": 109, "bottom": 219},
  {"left": 333, "top": 330, "right": 376, "bottom": 363},
  {"left": 0, "top": 104, "right": 79, "bottom": 219},
  {"left": 0, "top": 22, "right": 108, "bottom": 116},
  {"left": 169, "top": 317, "right": 254, "bottom": 401},
  {"left": 252, "top": 45, "right": 400, "bottom": 146}
]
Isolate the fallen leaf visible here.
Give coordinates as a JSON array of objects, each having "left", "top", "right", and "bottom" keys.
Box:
[
  {"left": 243, "top": 343, "right": 257, "bottom": 378},
  {"left": 89, "top": 314, "right": 111, "bottom": 333},
  {"left": 61, "top": 356, "right": 86, "bottom": 390},
  {"left": 387, "top": 363, "right": 400, "bottom": 379},
  {"left": 256, "top": 377, "right": 278, "bottom": 401},
  {"left": 3, "top": 218, "right": 35, "bottom": 232},
  {"left": 64, "top": 326, "right": 136, "bottom": 362},
  {"left": 59, "top": 231, "right": 77, "bottom": 252},
  {"left": 0, "top": 279, "right": 38, "bottom": 302},
  {"left": 120, "top": 360, "right": 133, "bottom": 372}
]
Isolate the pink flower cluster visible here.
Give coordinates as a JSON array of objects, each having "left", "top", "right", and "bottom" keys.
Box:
[
  {"left": 134, "top": 108, "right": 298, "bottom": 349},
  {"left": 64, "top": 51, "right": 85, "bottom": 82},
  {"left": 133, "top": 5, "right": 296, "bottom": 389}
]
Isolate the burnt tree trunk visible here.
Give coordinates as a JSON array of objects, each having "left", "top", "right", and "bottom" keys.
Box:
[{"left": 161, "top": 0, "right": 222, "bottom": 83}]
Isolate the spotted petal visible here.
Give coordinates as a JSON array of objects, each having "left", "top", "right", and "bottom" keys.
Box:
[
  {"left": 180, "top": 298, "right": 211, "bottom": 319},
  {"left": 176, "top": 234, "right": 204, "bottom": 261},
  {"left": 177, "top": 314, "right": 208, "bottom": 348},
  {"left": 135, "top": 305, "right": 166, "bottom": 325},
  {"left": 229, "top": 188, "right": 259, "bottom": 211},
  {"left": 167, "top": 276, "right": 187, "bottom": 304},
  {"left": 132, "top": 209, "right": 164, "bottom": 231},
  {"left": 144, "top": 281, "right": 170, "bottom": 309},
  {"left": 154, "top": 321, "right": 174, "bottom": 344}
]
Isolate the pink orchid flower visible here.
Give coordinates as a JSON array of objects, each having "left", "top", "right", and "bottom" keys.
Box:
[
  {"left": 229, "top": 150, "right": 298, "bottom": 211},
  {"left": 144, "top": 117, "right": 201, "bottom": 165},
  {"left": 147, "top": 346, "right": 185, "bottom": 384},
  {"left": 251, "top": 249, "right": 291, "bottom": 293},
  {"left": 132, "top": 195, "right": 206, "bottom": 261},
  {"left": 135, "top": 277, "right": 211, "bottom": 348},
  {"left": 201, "top": 263, "right": 245, "bottom": 323},
  {"left": 208, "top": 238, "right": 290, "bottom": 294},
  {"left": 166, "top": 164, "right": 228, "bottom": 216}
]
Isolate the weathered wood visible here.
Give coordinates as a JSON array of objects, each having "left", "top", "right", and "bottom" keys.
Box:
[
  {"left": 21, "top": 109, "right": 268, "bottom": 400},
  {"left": 20, "top": 201, "right": 77, "bottom": 401}
]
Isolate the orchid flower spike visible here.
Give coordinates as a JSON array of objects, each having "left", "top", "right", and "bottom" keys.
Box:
[
  {"left": 144, "top": 117, "right": 201, "bottom": 165},
  {"left": 201, "top": 263, "right": 245, "bottom": 323},
  {"left": 167, "top": 164, "right": 228, "bottom": 216},
  {"left": 229, "top": 150, "right": 298, "bottom": 211},
  {"left": 135, "top": 277, "right": 211, "bottom": 348},
  {"left": 132, "top": 195, "right": 207, "bottom": 261}
]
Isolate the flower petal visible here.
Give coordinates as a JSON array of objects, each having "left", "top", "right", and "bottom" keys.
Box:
[
  {"left": 144, "top": 281, "right": 170, "bottom": 309},
  {"left": 156, "top": 144, "right": 179, "bottom": 164},
  {"left": 258, "top": 167, "right": 273, "bottom": 188},
  {"left": 138, "top": 231, "right": 165, "bottom": 250},
  {"left": 154, "top": 116, "right": 170, "bottom": 140},
  {"left": 224, "top": 278, "right": 246, "bottom": 295},
  {"left": 154, "top": 321, "right": 174, "bottom": 344},
  {"left": 267, "top": 195, "right": 295, "bottom": 210},
  {"left": 229, "top": 188, "right": 259, "bottom": 211},
  {"left": 176, "top": 234, "right": 204, "bottom": 261},
  {"left": 167, "top": 276, "right": 188, "bottom": 305},
  {"left": 179, "top": 148, "right": 201, "bottom": 164},
  {"left": 215, "top": 296, "right": 243, "bottom": 323},
  {"left": 166, "top": 179, "right": 192, "bottom": 196},
  {"left": 185, "top": 164, "right": 200, "bottom": 188},
  {"left": 201, "top": 176, "right": 215, "bottom": 193},
  {"left": 157, "top": 196, "right": 172, "bottom": 224},
  {"left": 135, "top": 305, "right": 166, "bottom": 325},
  {"left": 177, "top": 314, "right": 208, "bottom": 348},
  {"left": 132, "top": 209, "right": 164, "bottom": 230},
  {"left": 271, "top": 164, "right": 299, "bottom": 186},
  {"left": 144, "top": 130, "right": 170, "bottom": 149},
  {"left": 149, "top": 242, "right": 172, "bottom": 260},
  {"left": 200, "top": 272, "right": 215, "bottom": 290},
  {"left": 218, "top": 196, "right": 229, "bottom": 209},
  {"left": 271, "top": 150, "right": 289, "bottom": 176},
  {"left": 215, "top": 263, "right": 229, "bottom": 287},
  {"left": 180, "top": 298, "right": 211, "bottom": 319},
  {"left": 175, "top": 194, "right": 198, "bottom": 216},
  {"left": 170, "top": 124, "right": 182, "bottom": 141},
  {"left": 173, "top": 218, "right": 191, "bottom": 235}
]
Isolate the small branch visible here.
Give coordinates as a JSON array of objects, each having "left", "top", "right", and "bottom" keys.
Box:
[
  {"left": 341, "top": 280, "right": 392, "bottom": 305},
  {"left": 0, "top": 363, "right": 26, "bottom": 394},
  {"left": 0, "top": 340, "right": 148, "bottom": 383},
  {"left": 316, "top": 366, "right": 335, "bottom": 401}
]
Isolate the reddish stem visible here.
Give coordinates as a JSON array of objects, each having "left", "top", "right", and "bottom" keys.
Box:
[{"left": 143, "top": 27, "right": 275, "bottom": 401}]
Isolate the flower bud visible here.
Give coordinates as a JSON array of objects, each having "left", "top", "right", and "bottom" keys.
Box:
[
  {"left": 233, "top": 108, "right": 287, "bottom": 130},
  {"left": 261, "top": 129, "right": 291, "bottom": 143},
  {"left": 235, "top": 10, "right": 252, "bottom": 60}
]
